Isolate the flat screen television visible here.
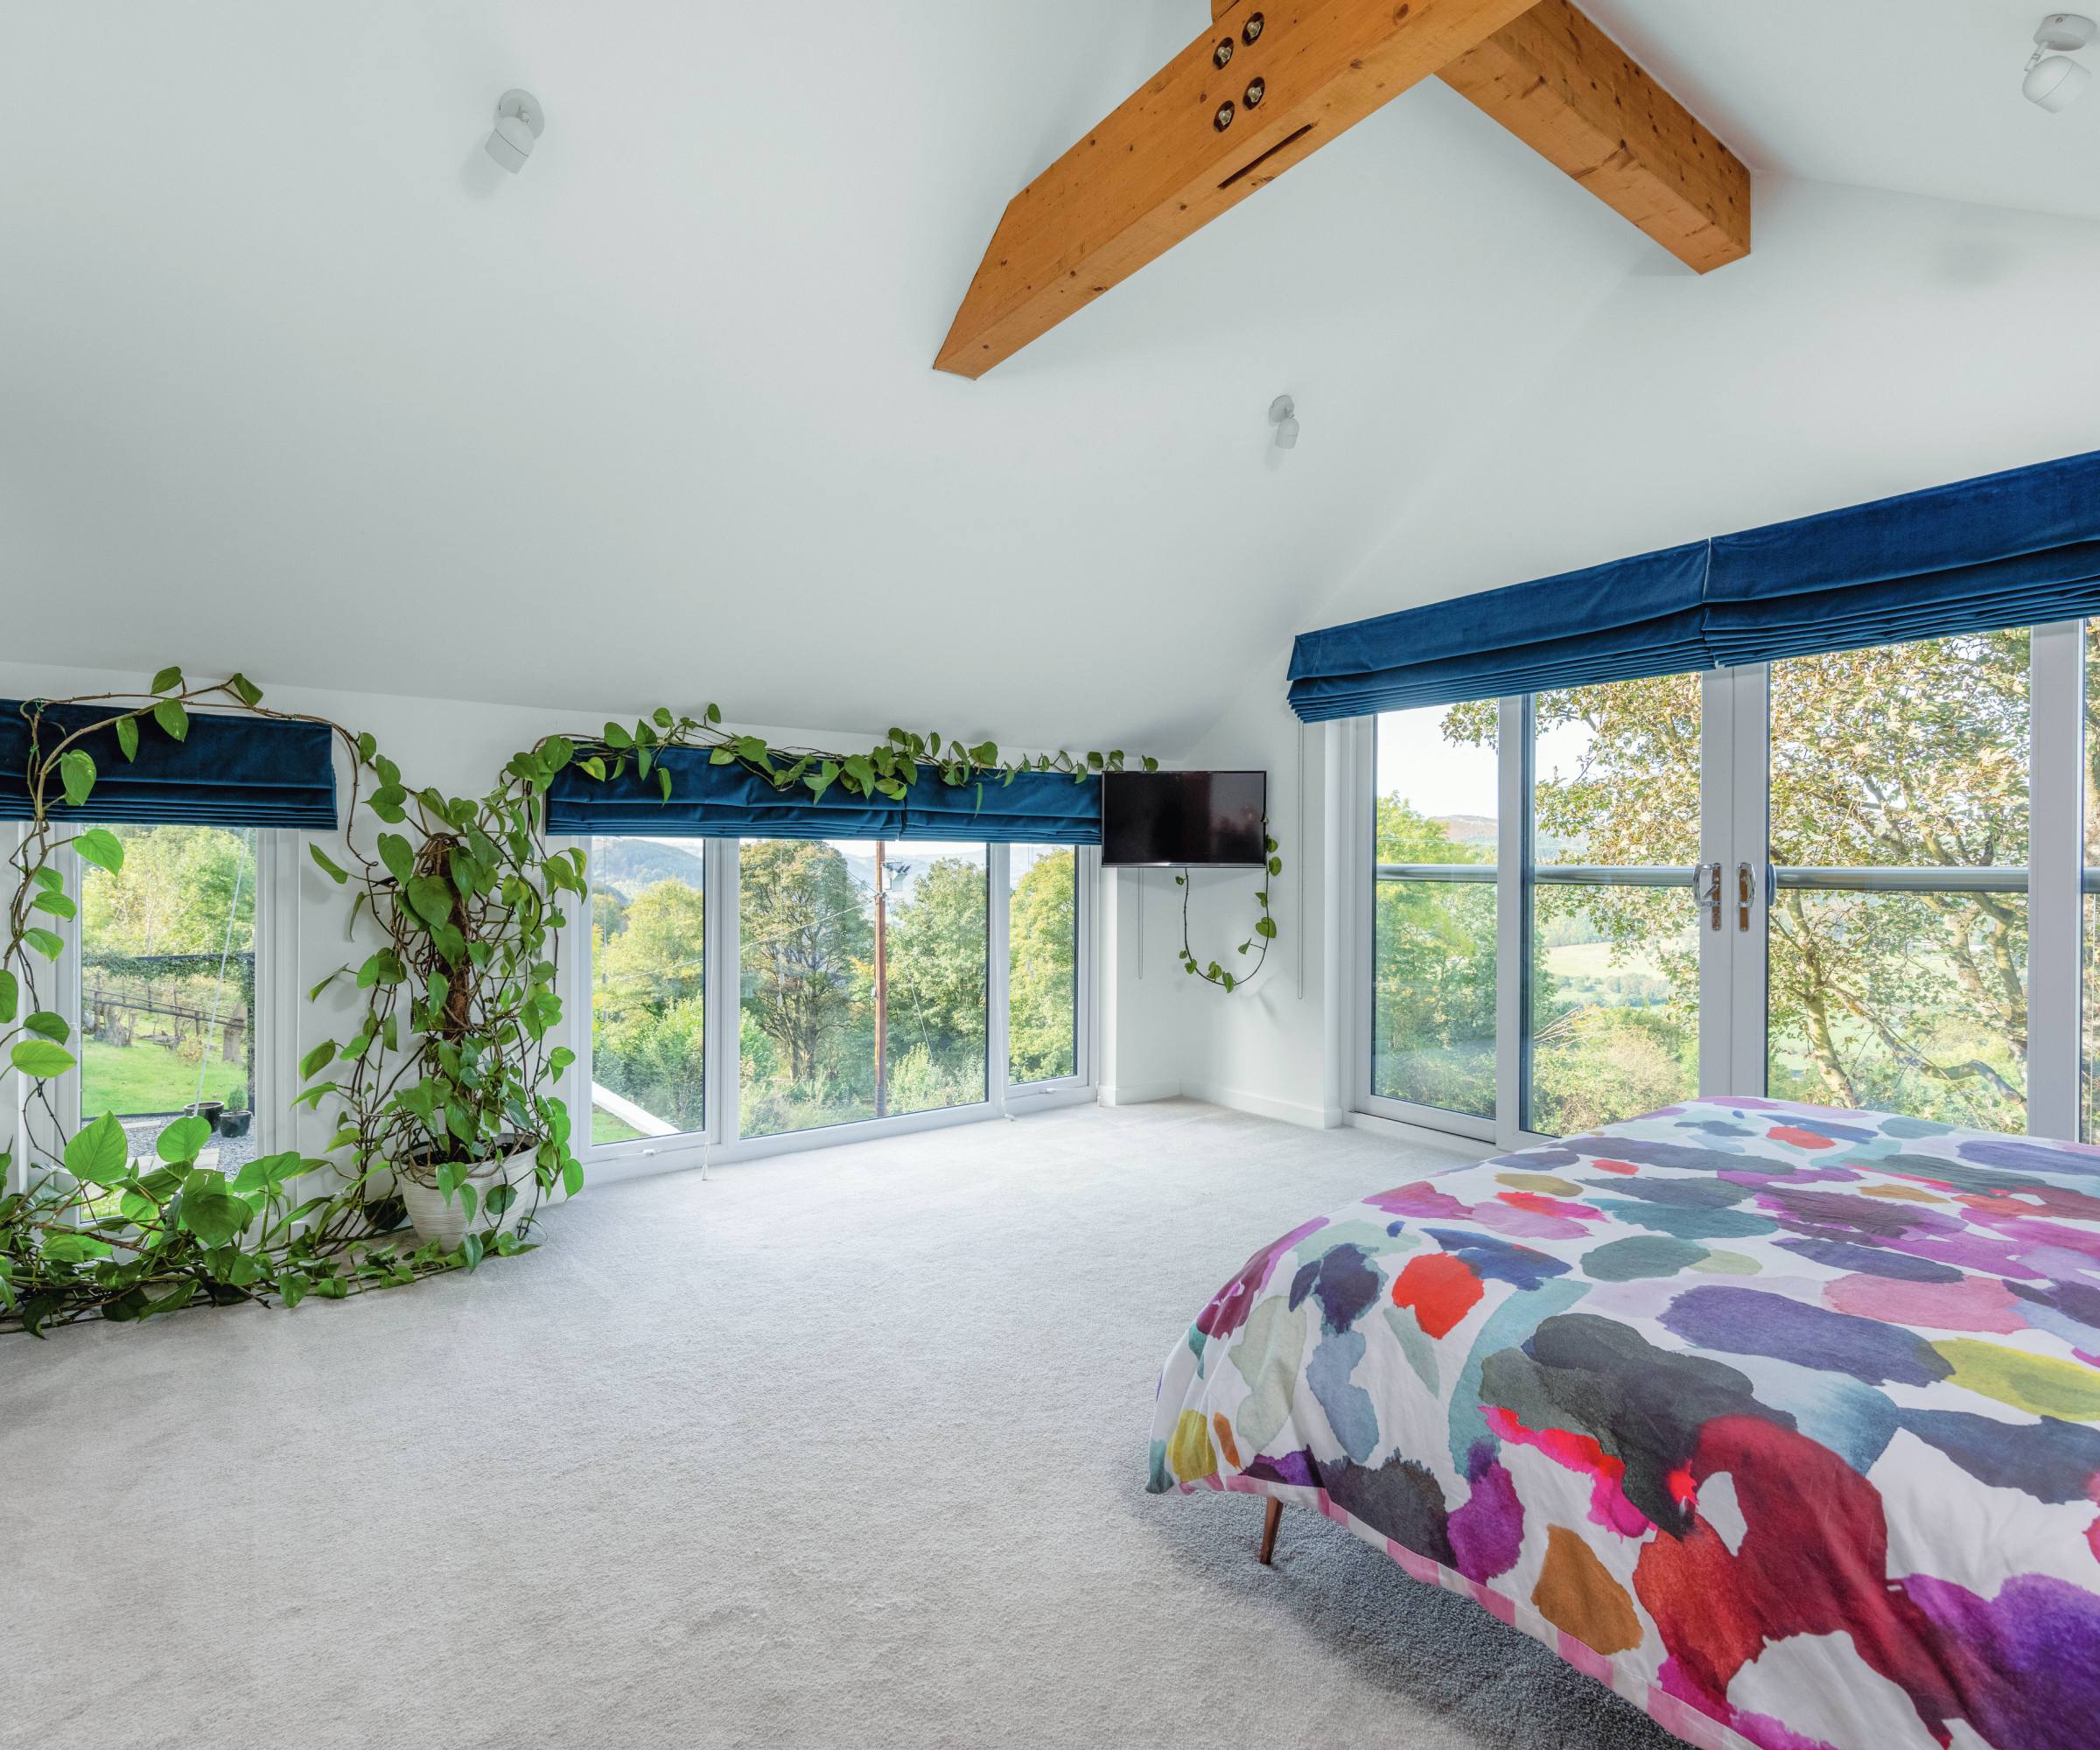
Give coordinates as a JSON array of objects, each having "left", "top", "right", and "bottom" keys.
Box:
[{"left": 1100, "top": 770, "right": 1266, "bottom": 867}]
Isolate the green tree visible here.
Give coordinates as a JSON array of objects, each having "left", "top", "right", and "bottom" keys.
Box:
[
  {"left": 591, "top": 878, "right": 707, "bottom": 1131},
  {"left": 80, "top": 825, "right": 256, "bottom": 956},
  {"left": 1009, "top": 850, "right": 1077, "bottom": 1082},
  {"left": 1437, "top": 631, "right": 2033, "bottom": 1133},
  {"left": 1372, "top": 796, "right": 1496, "bottom": 1114},
  {"left": 738, "top": 839, "right": 872, "bottom": 1086},
  {"left": 886, "top": 856, "right": 987, "bottom": 1098}
]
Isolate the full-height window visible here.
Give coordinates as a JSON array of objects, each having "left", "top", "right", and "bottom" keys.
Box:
[
  {"left": 1362, "top": 624, "right": 2091, "bottom": 1145},
  {"left": 1525, "top": 675, "right": 1703, "bottom": 1136},
  {"left": 1369, "top": 706, "right": 1497, "bottom": 1119},
  {"left": 1767, "top": 630, "right": 2030, "bottom": 1132},
  {"left": 1009, "top": 844, "right": 1078, "bottom": 1084},
  {"left": 78, "top": 823, "right": 260, "bottom": 1165},
  {"left": 588, "top": 836, "right": 706, "bottom": 1143},
  {"left": 738, "top": 838, "right": 987, "bottom": 1138}
]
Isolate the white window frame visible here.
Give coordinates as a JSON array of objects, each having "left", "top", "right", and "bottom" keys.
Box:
[
  {"left": 1004, "top": 842, "right": 1096, "bottom": 1105},
  {"left": 575, "top": 835, "right": 1096, "bottom": 1183},
  {"left": 1351, "top": 623, "right": 2093, "bottom": 1146},
  {"left": 2, "top": 824, "right": 297, "bottom": 1192}
]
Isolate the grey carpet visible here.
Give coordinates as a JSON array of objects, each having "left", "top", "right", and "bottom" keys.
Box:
[{"left": 2, "top": 1100, "right": 1684, "bottom": 1750}]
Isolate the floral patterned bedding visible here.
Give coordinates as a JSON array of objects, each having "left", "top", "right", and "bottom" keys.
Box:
[{"left": 1147, "top": 1098, "right": 2100, "bottom": 1750}]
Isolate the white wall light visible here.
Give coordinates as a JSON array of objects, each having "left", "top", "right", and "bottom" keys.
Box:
[
  {"left": 2024, "top": 14, "right": 2094, "bottom": 111},
  {"left": 486, "top": 88, "right": 546, "bottom": 172},
  {"left": 1269, "top": 395, "right": 1300, "bottom": 451}
]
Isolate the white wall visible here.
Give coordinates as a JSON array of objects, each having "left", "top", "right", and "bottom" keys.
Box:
[{"left": 1166, "top": 174, "right": 2100, "bottom": 1130}]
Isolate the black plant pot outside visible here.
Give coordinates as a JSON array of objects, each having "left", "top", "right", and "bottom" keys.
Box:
[
  {"left": 217, "top": 1110, "right": 253, "bottom": 1139},
  {"left": 184, "top": 1100, "right": 226, "bottom": 1133}
]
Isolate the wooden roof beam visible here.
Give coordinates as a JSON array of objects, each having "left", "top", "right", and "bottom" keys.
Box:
[
  {"left": 937, "top": 0, "right": 1750, "bottom": 378},
  {"left": 1437, "top": 0, "right": 1750, "bottom": 274},
  {"left": 935, "top": 0, "right": 1543, "bottom": 379}
]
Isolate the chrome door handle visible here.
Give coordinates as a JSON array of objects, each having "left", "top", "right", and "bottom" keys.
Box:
[{"left": 1696, "top": 861, "right": 1724, "bottom": 930}]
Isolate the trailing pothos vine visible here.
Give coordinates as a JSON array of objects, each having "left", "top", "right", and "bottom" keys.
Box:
[
  {"left": 1175, "top": 827, "right": 1282, "bottom": 993},
  {"left": 3, "top": 672, "right": 1188, "bottom": 1334},
  {"left": 558, "top": 704, "right": 1158, "bottom": 802},
  {"left": 1, "top": 669, "right": 593, "bottom": 1334}
]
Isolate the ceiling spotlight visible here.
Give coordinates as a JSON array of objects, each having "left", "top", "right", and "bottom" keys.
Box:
[
  {"left": 486, "top": 88, "right": 545, "bottom": 172},
  {"left": 1269, "top": 394, "right": 1299, "bottom": 451},
  {"left": 2024, "top": 14, "right": 2094, "bottom": 111}
]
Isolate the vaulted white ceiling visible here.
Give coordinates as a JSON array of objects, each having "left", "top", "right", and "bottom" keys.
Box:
[{"left": 4, "top": 4, "right": 2095, "bottom": 757}]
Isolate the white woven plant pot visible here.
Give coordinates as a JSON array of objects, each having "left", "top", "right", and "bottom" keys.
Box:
[{"left": 398, "top": 1146, "right": 542, "bottom": 1250}]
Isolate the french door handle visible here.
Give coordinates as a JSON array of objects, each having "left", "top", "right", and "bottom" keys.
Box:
[
  {"left": 1737, "top": 860, "right": 1757, "bottom": 932},
  {"left": 1697, "top": 861, "right": 1724, "bottom": 930}
]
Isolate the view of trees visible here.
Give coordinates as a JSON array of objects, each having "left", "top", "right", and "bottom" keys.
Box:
[
  {"left": 590, "top": 836, "right": 1077, "bottom": 1144},
  {"left": 1009, "top": 847, "right": 1077, "bottom": 1082},
  {"left": 591, "top": 872, "right": 707, "bottom": 1138},
  {"left": 78, "top": 823, "right": 256, "bottom": 1118},
  {"left": 1372, "top": 796, "right": 1495, "bottom": 1116},
  {"left": 1375, "top": 629, "right": 2054, "bottom": 1137}
]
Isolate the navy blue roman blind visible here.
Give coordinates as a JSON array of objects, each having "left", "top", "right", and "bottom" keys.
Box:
[
  {"left": 542, "top": 747, "right": 1102, "bottom": 844},
  {"left": 0, "top": 702, "right": 340, "bottom": 829},
  {"left": 1286, "top": 449, "right": 2100, "bottom": 722}
]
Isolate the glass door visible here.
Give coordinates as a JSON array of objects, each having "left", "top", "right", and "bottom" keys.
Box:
[
  {"left": 1523, "top": 676, "right": 1704, "bottom": 1134},
  {"left": 1757, "top": 629, "right": 2034, "bottom": 1130},
  {"left": 1362, "top": 628, "right": 2085, "bottom": 1144}
]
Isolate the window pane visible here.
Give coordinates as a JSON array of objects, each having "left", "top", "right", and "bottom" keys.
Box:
[
  {"left": 1375, "top": 879, "right": 1496, "bottom": 1116},
  {"left": 739, "top": 838, "right": 986, "bottom": 1138},
  {"left": 1528, "top": 886, "right": 1700, "bottom": 1136},
  {"left": 1771, "top": 629, "right": 2029, "bottom": 869},
  {"left": 1009, "top": 844, "right": 1076, "bottom": 1083},
  {"left": 79, "top": 824, "right": 258, "bottom": 1169},
  {"left": 1769, "top": 630, "right": 2030, "bottom": 1131},
  {"left": 1371, "top": 704, "right": 1499, "bottom": 1116},
  {"left": 589, "top": 836, "right": 705, "bottom": 1143},
  {"left": 1526, "top": 675, "right": 1702, "bottom": 1132},
  {"left": 1770, "top": 888, "right": 2027, "bottom": 1132}
]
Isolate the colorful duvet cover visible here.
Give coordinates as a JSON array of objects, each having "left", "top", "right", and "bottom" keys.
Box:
[{"left": 1148, "top": 1099, "right": 2100, "bottom": 1750}]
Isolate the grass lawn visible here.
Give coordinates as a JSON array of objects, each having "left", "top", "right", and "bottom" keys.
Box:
[
  {"left": 80, "top": 1039, "right": 245, "bottom": 1118},
  {"left": 592, "top": 1109, "right": 646, "bottom": 1145},
  {"left": 1544, "top": 940, "right": 1674, "bottom": 981}
]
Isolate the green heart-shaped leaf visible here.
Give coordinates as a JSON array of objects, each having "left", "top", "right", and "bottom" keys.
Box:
[
  {"left": 177, "top": 1180, "right": 251, "bottom": 1247},
  {"left": 406, "top": 874, "right": 455, "bottom": 930},
  {"left": 74, "top": 828, "right": 123, "bottom": 873},
  {"left": 10, "top": 1039, "right": 75, "bottom": 1078},
  {"left": 59, "top": 748, "right": 96, "bottom": 807},
  {"left": 64, "top": 1110, "right": 130, "bottom": 1186},
  {"left": 155, "top": 1115, "right": 213, "bottom": 1164}
]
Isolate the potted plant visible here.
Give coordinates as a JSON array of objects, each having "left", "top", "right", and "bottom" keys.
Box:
[
  {"left": 304, "top": 738, "right": 586, "bottom": 1257},
  {"left": 215, "top": 1086, "right": 252, "bottom": 1138}
]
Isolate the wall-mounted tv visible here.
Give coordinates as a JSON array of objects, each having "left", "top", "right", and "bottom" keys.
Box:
[{"left": 1100, "top": 770, "right": 1266, "bottom": 867}]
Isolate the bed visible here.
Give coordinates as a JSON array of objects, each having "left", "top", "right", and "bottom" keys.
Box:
[{"left": 1148, "top": 1097, "right": 2100, "bottom": 1750}]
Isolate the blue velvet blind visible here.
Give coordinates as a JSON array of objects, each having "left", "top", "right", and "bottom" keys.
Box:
[
  {"left": 0, "top": 702, "right": 339, "bottom": 829},
  {"left": 901, "top": 770, "right": 1100, "bottom": 844},
  {"left": 1287, "top": 449, "right": 2100, "bottom": 721},
  {"left": 1287, "top": 544, "right": 1710, "bottom": 721},
  {"left": 543, "top": 748, "right": 1102, "bottom": 844}
]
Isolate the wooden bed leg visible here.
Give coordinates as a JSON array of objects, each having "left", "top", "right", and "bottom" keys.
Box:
[{"left": 1257, "top": 1496, "right": 1283, "bottom": 1565}]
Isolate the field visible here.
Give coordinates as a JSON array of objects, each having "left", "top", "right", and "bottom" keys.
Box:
[{"left": 79, "top": 1040, "right": 246, "bottom": 1118}]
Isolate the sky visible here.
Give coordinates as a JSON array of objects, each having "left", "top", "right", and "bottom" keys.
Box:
[{"left": 1373, "top": 708, "right": 1595, "bottom": 821}]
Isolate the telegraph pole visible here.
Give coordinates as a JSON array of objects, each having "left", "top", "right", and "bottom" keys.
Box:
[{"left": 873, "top": 844, "right": 888, "bottom": 1118}]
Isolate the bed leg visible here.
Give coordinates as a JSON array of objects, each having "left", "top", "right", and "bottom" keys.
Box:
[{"left": 1257, "top": 1496, "right": 1283, "bottom": 1565}]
